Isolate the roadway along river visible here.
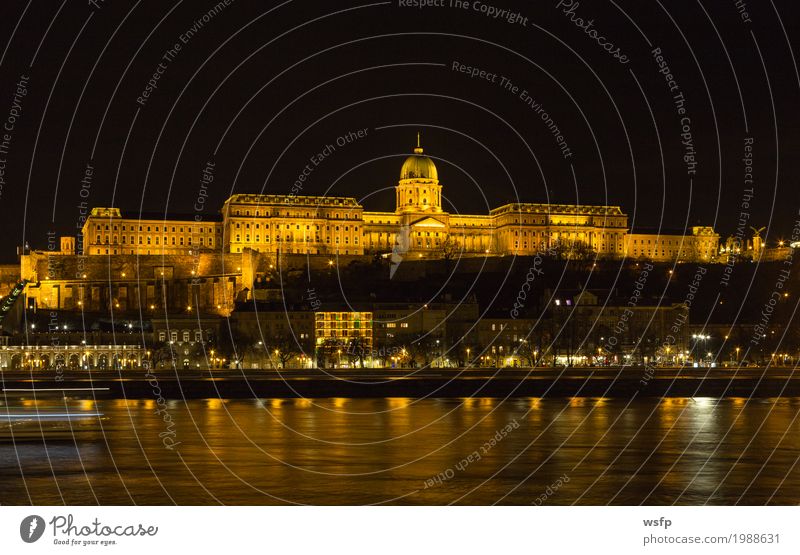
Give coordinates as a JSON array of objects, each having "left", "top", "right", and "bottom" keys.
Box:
[{"left": 1, "top": 397, "right": 798, "bottom": 505}]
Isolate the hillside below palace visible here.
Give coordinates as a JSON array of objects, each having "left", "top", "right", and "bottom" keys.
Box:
[{"left": 79, "top": 138, "right": 719, "bottom": 262}]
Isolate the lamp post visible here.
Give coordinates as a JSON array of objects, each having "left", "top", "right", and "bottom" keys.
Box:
[{"left": 691, "top": 334, "right": 710, "bottom": 365}]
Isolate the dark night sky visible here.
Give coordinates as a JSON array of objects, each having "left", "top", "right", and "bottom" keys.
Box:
[{"left": 0, "top": 0, "right": 799, "bottom": 261}]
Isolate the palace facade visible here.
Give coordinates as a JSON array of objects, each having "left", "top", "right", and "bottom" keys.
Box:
[{"left": 80, "top": 138, "right": 715, "bottom": 261}]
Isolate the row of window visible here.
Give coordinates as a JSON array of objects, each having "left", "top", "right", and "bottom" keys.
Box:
[
  {"left": 95, "top": 248, "right": 210, "bottom": 255},
  {"left": 233, "top": 222, "right": 360, "bottom": 232},
  {"left": 229, "top": 210, "right": 358, "bottom": 219},
  {"left": 230, "top": 247, "right": 360, "bottom": 254},
  {"left": 233, "top": 235, "right": 359, "bottom": 245},
  {"left": 315, "top": 330, "right": 372, "bottom": 338},
  {"left": 91, "top": 223, "right": 219, "bottom": 234},
  {"left": 631, "top": 239, "right": 686, "bottom": 245},
  {"left": 630, "top": 249, "right": 678, "bottom": 257},
  {"left": 510, "top": 230, "right": 623, "bottom": 238},
  {"left": 158, "top": 329, "right": 207, "bottom": 343},
  {"left": 95, "top": 235, "right": 213, "bottom": 247},
  {"left": 499, "top": 218, "right": 624, "bottom": 226},
  {"left": 511, "top": 241, "right": 619, "bottom": 252}
]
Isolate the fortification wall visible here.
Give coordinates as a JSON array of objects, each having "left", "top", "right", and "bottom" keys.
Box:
[
  {"left": 0, "top": 264, "right": 20, "bottom": 297},
  {"left": 20, "top": 252, "right": 245, "bottom": 315}
]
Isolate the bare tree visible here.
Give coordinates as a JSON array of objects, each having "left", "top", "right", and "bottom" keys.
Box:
[
  {"left": 346, "top": 336, "right": 370, "bottom": 368},
  {"left": 264, "top": 333, "right": 309, "bottom": 369},
  {"left": 438, "top": 236, "right": 463, "bottom": 261}
]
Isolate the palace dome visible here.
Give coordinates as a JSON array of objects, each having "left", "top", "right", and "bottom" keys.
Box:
[{"left": 400, "top": 141, "right": 438, "bottom": 181}]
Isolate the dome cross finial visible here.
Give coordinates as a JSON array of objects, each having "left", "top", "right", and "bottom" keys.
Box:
[{"left": 414, "top": 131, "right": 423, "bottom": 154}]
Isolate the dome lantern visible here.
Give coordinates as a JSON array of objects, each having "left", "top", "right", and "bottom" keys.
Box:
[{"left": 400, "top": 133, "right": 438, "bottom": 181}]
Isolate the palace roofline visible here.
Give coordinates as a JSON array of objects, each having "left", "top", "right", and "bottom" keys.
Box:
[
  {"left": 124, "top": 211, "right": 223, "bottom": 222},
  {"left": 489, "top": 203, "right": 625, "bottom": 216},
  {"left": 224, "top": 193, "right": 362, "bottom": 208}
]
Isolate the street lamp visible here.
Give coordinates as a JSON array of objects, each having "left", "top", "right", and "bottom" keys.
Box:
[{"left": 691, "top": 334, "right": 711, "bottom": 365}]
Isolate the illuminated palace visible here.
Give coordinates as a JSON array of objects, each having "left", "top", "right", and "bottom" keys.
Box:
[{"left": 79, "top": 138, "right": 718, "bottom": 261}]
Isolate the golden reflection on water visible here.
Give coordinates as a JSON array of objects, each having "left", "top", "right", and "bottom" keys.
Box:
[
  {"left": 111, "top": 399, "right": 144, "bottom": 409},
  {"left": 205, "top": 398, "right": 227, "bottom": 410},
  {"left": 460, "top": 397, "right": 476, "bottom": 409},
  {"left": 1, "top": 397, "right": 799, "bottom": 505},
  {"left": 387, "top": 397, "right": 412, "bottom": 409}
]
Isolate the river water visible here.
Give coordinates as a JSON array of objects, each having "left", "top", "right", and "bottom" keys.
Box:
[{"left": 1, "top": 397, "right": 799, "bottom": 505}]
